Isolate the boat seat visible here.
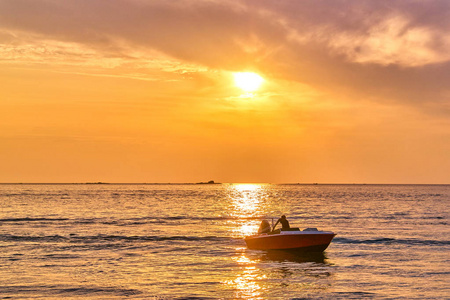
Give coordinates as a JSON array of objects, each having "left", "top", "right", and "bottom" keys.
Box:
[
  {"left": 303, "top": 228, "right": 319, "bottom": 231},
  {"left": 268, "top": 228, "right": 301, "bottom": 234},
  {"left": 281, "top": 228, "right": 300, "bottom": 231}
]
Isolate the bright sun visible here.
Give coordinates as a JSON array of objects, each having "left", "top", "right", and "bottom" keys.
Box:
[{"left": 233, "top": 72, "right": 264, "bottom": 92}]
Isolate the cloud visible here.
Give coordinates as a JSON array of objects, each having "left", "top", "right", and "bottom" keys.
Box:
[
  {"left": 2, "top": 0, "right": 449, "bottom": 68},
  {"left": 257, "top": 0, "right": 450, "bottom": 66},
  {"left": 1, "top": 0, "right": 449, "bottom": 113},
  {"left": 323, "top": 15, "right": 450, "bottom": 67}
]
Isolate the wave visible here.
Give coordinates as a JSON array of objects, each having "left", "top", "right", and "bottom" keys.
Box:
[
  {"left": 0, "top": 217, "right": 69, "bottom": 222},
  {"left": 0, "top": 234, "right": 69, "bottom": 242},
  {"left": 0, "top": 233, "right": 233, "bottom": 243},
  {"left": 0, "top": 215, "right": 262, "bottom": 225},
  {"left": 0, "top": 285, "right": 142, "bottom": 297},
  {"left": 0, "top": 192, "right": 75, "bottom": 198},
  {"left": 5, "top": 234, "right": 445, "bottom": 246},
  {"left": 71, "top": 234, "right": 232, "bottom": 242},
  {"left": 334, "top": 237, "right": 450, "bottom": 246},
  {"left": 145, "top": 216, "right": 262, "bottom": 221}
]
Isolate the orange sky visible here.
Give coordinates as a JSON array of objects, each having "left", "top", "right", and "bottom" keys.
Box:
[{"left": 1, "top": 0, "right": 449, "bottom": 183}]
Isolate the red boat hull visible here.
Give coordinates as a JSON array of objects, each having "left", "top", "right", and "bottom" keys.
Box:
[{"left": 245, "top": 231, "right": 336, "bottom": 252}]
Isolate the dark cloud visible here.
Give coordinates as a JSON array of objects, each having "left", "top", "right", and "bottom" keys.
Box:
[{"left": 0, "top": 0, "right": 284, "bottom": 68}]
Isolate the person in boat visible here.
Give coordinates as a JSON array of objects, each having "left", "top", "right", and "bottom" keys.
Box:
[
  {"left": 258, "top": 220, "right": 271, "bottom": 234},
  {"left": 273, "top": 215, "right": 290, "bottom": 230}
]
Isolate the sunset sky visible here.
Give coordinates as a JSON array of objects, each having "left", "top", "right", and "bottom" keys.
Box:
[{"left": 1, "top": 0, "right": 449, "bottom": 183}]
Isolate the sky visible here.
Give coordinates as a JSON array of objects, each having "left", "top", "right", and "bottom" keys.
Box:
[{"left": 0, "top": 0, "right": 449, "bottom": 184}]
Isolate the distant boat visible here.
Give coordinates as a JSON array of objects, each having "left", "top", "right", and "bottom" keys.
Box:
[{"left": 244, "top": 228, "right": 336, "bottom": 252}]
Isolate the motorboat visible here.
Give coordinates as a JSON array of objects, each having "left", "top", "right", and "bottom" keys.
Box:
[{"left": 244, "top": 228, "right": 336, "bottom": 252}]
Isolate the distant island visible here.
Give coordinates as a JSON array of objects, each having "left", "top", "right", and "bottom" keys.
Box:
[{"left": 196, "top": 180, "right": 220, "bottom": 184}]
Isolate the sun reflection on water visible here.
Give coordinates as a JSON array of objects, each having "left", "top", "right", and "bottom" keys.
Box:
[
  {"left": 240, "top": 224, "right": 258, "bottom": 237},
  {"left": 224, "top": 184, "right": 268, "bottom": 298},
  {"left": 227, "top": 184, "right": 267, "bottom": 237},
  {"left": 225, "top": 250, "right": 333, "bottom": 298},
  {"left": 230, "top": 184, "right": 262, "bottom": 214},
  {"left": 225, "top": 253, "right": 265, "bottom": 299}
]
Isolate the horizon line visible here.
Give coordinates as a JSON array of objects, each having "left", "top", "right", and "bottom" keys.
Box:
[{"left": 0, "top": 182, "right": 449, "bottom": 185}]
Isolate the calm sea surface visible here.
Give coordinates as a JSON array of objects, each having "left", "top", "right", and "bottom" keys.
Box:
[{"left": 0, "top": 184, "right": 449, "bottom": 299}]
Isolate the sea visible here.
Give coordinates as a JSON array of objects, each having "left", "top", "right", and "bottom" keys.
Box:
[{"left": 0, "top": 184, "right": 449, "bottom": 299}]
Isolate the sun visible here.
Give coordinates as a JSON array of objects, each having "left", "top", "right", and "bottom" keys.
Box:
[{"left": 233, "top": 72, "right": 264, "bottom": 92}]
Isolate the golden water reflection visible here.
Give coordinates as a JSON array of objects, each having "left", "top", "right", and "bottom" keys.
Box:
[
  {"left": 226, "top": 184, "right": 268, "bottom": 237},
  {"left": 225, "top": 251, "right": 264, "bottom": 299},
  {"left": 226, "top": 249, "right": 332, "bottom": 299},
  {"left": 229, "top": 184, "right": 263, "bottom": 216}
]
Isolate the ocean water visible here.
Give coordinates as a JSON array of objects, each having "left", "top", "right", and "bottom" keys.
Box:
[{"left": 0, "top": 184, "right": 449, "bottom": 299}]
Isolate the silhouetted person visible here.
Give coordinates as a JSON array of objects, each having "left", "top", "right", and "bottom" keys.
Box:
[
  {"left": 258, "top": 220, "right": 271, "bottom": 234},
  {"left": 273, "top": 215, "right": 290, "bottom": 230}
]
